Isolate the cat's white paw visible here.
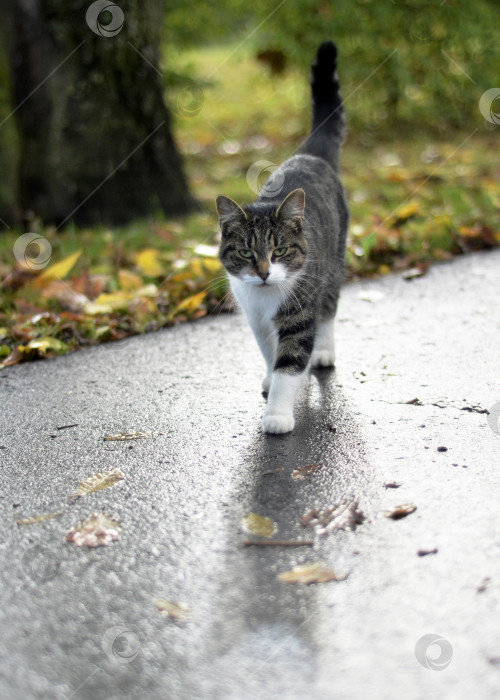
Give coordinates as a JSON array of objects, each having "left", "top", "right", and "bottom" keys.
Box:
[
  {"left": 311, "top": 349, "right": 336, "bottom": 368},
  {"left": 262, "top": 412, "right": 295, "bottom": 434},
  {"left": 262, "top": 375, "right": 272, "bottom": 393}
]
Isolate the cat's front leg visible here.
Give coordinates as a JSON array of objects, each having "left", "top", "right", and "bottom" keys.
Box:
[
  {"left": 263, "top": 370, "right": 305, "bottom": 433},
  {"left": 245, "top": 314, "right": 277, "bottom": 394},
  {"left": 262, "top": 323, "right": 314, "bottom": 434}
]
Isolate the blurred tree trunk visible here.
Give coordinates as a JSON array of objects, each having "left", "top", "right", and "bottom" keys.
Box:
[{"left": 4, "top": 0, "right": 196, "bottom": 226}]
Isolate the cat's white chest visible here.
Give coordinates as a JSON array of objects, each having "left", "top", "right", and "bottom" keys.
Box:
[{"left": 229, "top": 276, "right": 284, "bottom": 323}]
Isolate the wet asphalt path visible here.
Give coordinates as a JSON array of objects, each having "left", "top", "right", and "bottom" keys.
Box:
[{"left": 1, "top": 250, "right": 500, "bottom": 700}]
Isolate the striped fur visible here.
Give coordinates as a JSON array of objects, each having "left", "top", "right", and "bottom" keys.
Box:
[{"left": 216, "top": 41, "right": 349, "bottom": 433}]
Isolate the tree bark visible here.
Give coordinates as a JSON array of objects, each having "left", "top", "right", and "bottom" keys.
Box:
[{"left": 4, "top": 0, "right": 196, "bottom": 226}]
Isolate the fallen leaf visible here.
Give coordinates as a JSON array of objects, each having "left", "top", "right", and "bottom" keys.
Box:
[
  {"left": 300, "top": 501, "right": 365, "bottom": 535},
  {"left": 155, "top": 599, "right": 191, "bottom": 621},
  {"left": 392, "top": 201, "right": 419, "bottom": 224},
  {"left": 34, "top": 250, "right": 81, "bottom": 286},
  {"left": 26, "top": 337, "right": 66, "bottom": 354},
  {"left": 17, "top": 512, "right": 62, "bottom": 525},
  {"left": 71, "top": 468, "right": 125, "bottom": 498},
  {"left": 103, "top": 431, "right": 153, "bottom": 441},
  {"left": 170, "top": 291, "right": 207, "bottom": 318},
  {"left": 292, "top": 463, "right": 323, "bottom": 480},
  {"left": 383, "top": 482, "right": 401, "bottom": 489},
  {"left": 405, "top": 397, "right": 423, "bottom": 405},
  {"left": 66, "top": 512, "right": 121, "bottom": 547},
  {"left": 118, "top": 269, "right": 143, "bottom": 291},
  {"left": 135, "top": 249, "right": 164, "bottom": 277},
  {"left": 278, "top": 562, "right": 347, "bottom": 585},
  {"left": 0, "top": 346, "right": 23, "bottom": 368},
  {"left": 241, "top": 512, "right": 276, "bottom": 538},
  {"left": 383, "top": 504, "right": 417, "bottom": 520}
]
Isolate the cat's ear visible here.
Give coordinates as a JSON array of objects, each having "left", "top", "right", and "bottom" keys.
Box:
[
  {"left": 276, "top": 188, "right": 305, "bottom": 223},
  {"left": 216, "top": 195, "right": 247, "bottom": 227}
]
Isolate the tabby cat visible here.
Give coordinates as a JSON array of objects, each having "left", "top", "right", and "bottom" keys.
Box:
[{"left": 216, "top": 41, "right": 349, "bottom": 434}]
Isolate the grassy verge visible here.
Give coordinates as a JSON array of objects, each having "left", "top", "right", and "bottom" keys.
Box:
[{"left": 1, "top": 44, "right": 499, "bottom": 368}]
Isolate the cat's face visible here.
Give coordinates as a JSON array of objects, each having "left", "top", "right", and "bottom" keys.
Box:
[{"left": 216, "top": 189, "right": 307, "bottom": 287}]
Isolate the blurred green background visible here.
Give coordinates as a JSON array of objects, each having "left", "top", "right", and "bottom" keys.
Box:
[{"left": 0, "top": 0, "right": 499, "bottom": 364}]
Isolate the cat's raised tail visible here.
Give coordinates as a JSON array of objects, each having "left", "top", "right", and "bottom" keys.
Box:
[{"left": 301, "top": 40, "right": 345, "bottom": 171}]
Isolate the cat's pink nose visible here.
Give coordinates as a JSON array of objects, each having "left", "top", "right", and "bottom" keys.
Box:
[{"left": 258, "top": 271, "right": 270, "bottom": 281}]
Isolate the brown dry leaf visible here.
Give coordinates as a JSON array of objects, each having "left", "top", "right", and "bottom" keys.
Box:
[
  {"left": 383, "top": 504, "right": 417, "bottom": 520},
  {"left": 66, "top": 512, "right": 121, "bottom": 548},
  {"left": 103, "top": 431, "right": 153, "bottom": 441},
  {"left": 0, "top": 346, "right": 23, "bottom": 368},
  {"left": 278, "top": 562, "right": 347, "bottom": 585},
  {"left": 292, "top": 463, "right": 323, "bottom": 480},
  {"left": 241, "top": 512, "right": 277, "bottom": 538},
  {"left": 71, "top": 468, "right": 125, "bottom": 498},
  {"left": 300, "top": 500, "right": 365, "bottom": 535},
  {"left": 17, "top": 511, "right": 62, "bottom": 525},
  {"left": 155, "top": 599, "right": 191, "bottom": 621}
]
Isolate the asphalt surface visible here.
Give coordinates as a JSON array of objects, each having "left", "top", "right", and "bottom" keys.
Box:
[{"left": 1, "top": 249, "right": 500, "bottom": 700}]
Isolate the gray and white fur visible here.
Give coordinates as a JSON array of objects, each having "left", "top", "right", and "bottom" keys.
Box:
[{"left": 216, "top": 41, "right": 349, "bottom": 434}]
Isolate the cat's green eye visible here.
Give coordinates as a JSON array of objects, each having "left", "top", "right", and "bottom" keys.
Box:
[
  {"left": 274, "top": 247, "right": 287, "bottom": 257},
  {"left": 239, "top": 248, "right": 253, "bottom": 258}
]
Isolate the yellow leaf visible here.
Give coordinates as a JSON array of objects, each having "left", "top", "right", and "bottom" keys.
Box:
[
  {"left": 171, "top": 291, "right": 207, "bottom": 317},
  {"left": 378, "top": 264, "right": 391, "bottom": 275},
  {"left": 83, "top": 301, "right": 114, "bottom": 315},
  {"left": 71, "top": 468, "right": 125, "bottom": 498},
  {"left": 394, "top": 202, "right": 419, "bottom": 221},
  {"left": 241, "top": 512, "right": 277, "bottom": 538},
  {"left": 278, "top": 562, "right": 347, "bottom": 585},
  {"left": 17, "top": 512, "right": 62, "bottom": 525},
  {"left": 35, "top": 250, "right": 81, "bottom": 286},
  {"left": 155, "top": 599, "right": 192, "bottom": 621},
  {"left": 135, "top": 249, "right": 164, "bottom": 277},
  {"left": 26, "top": 337, "right": 66, "bottom": 353},
  {"left": 93, "top": 291, "right": 131, "bottom": 311},
  {"left": 118, "top": 269, "right": 143, "bottom": 291}
]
